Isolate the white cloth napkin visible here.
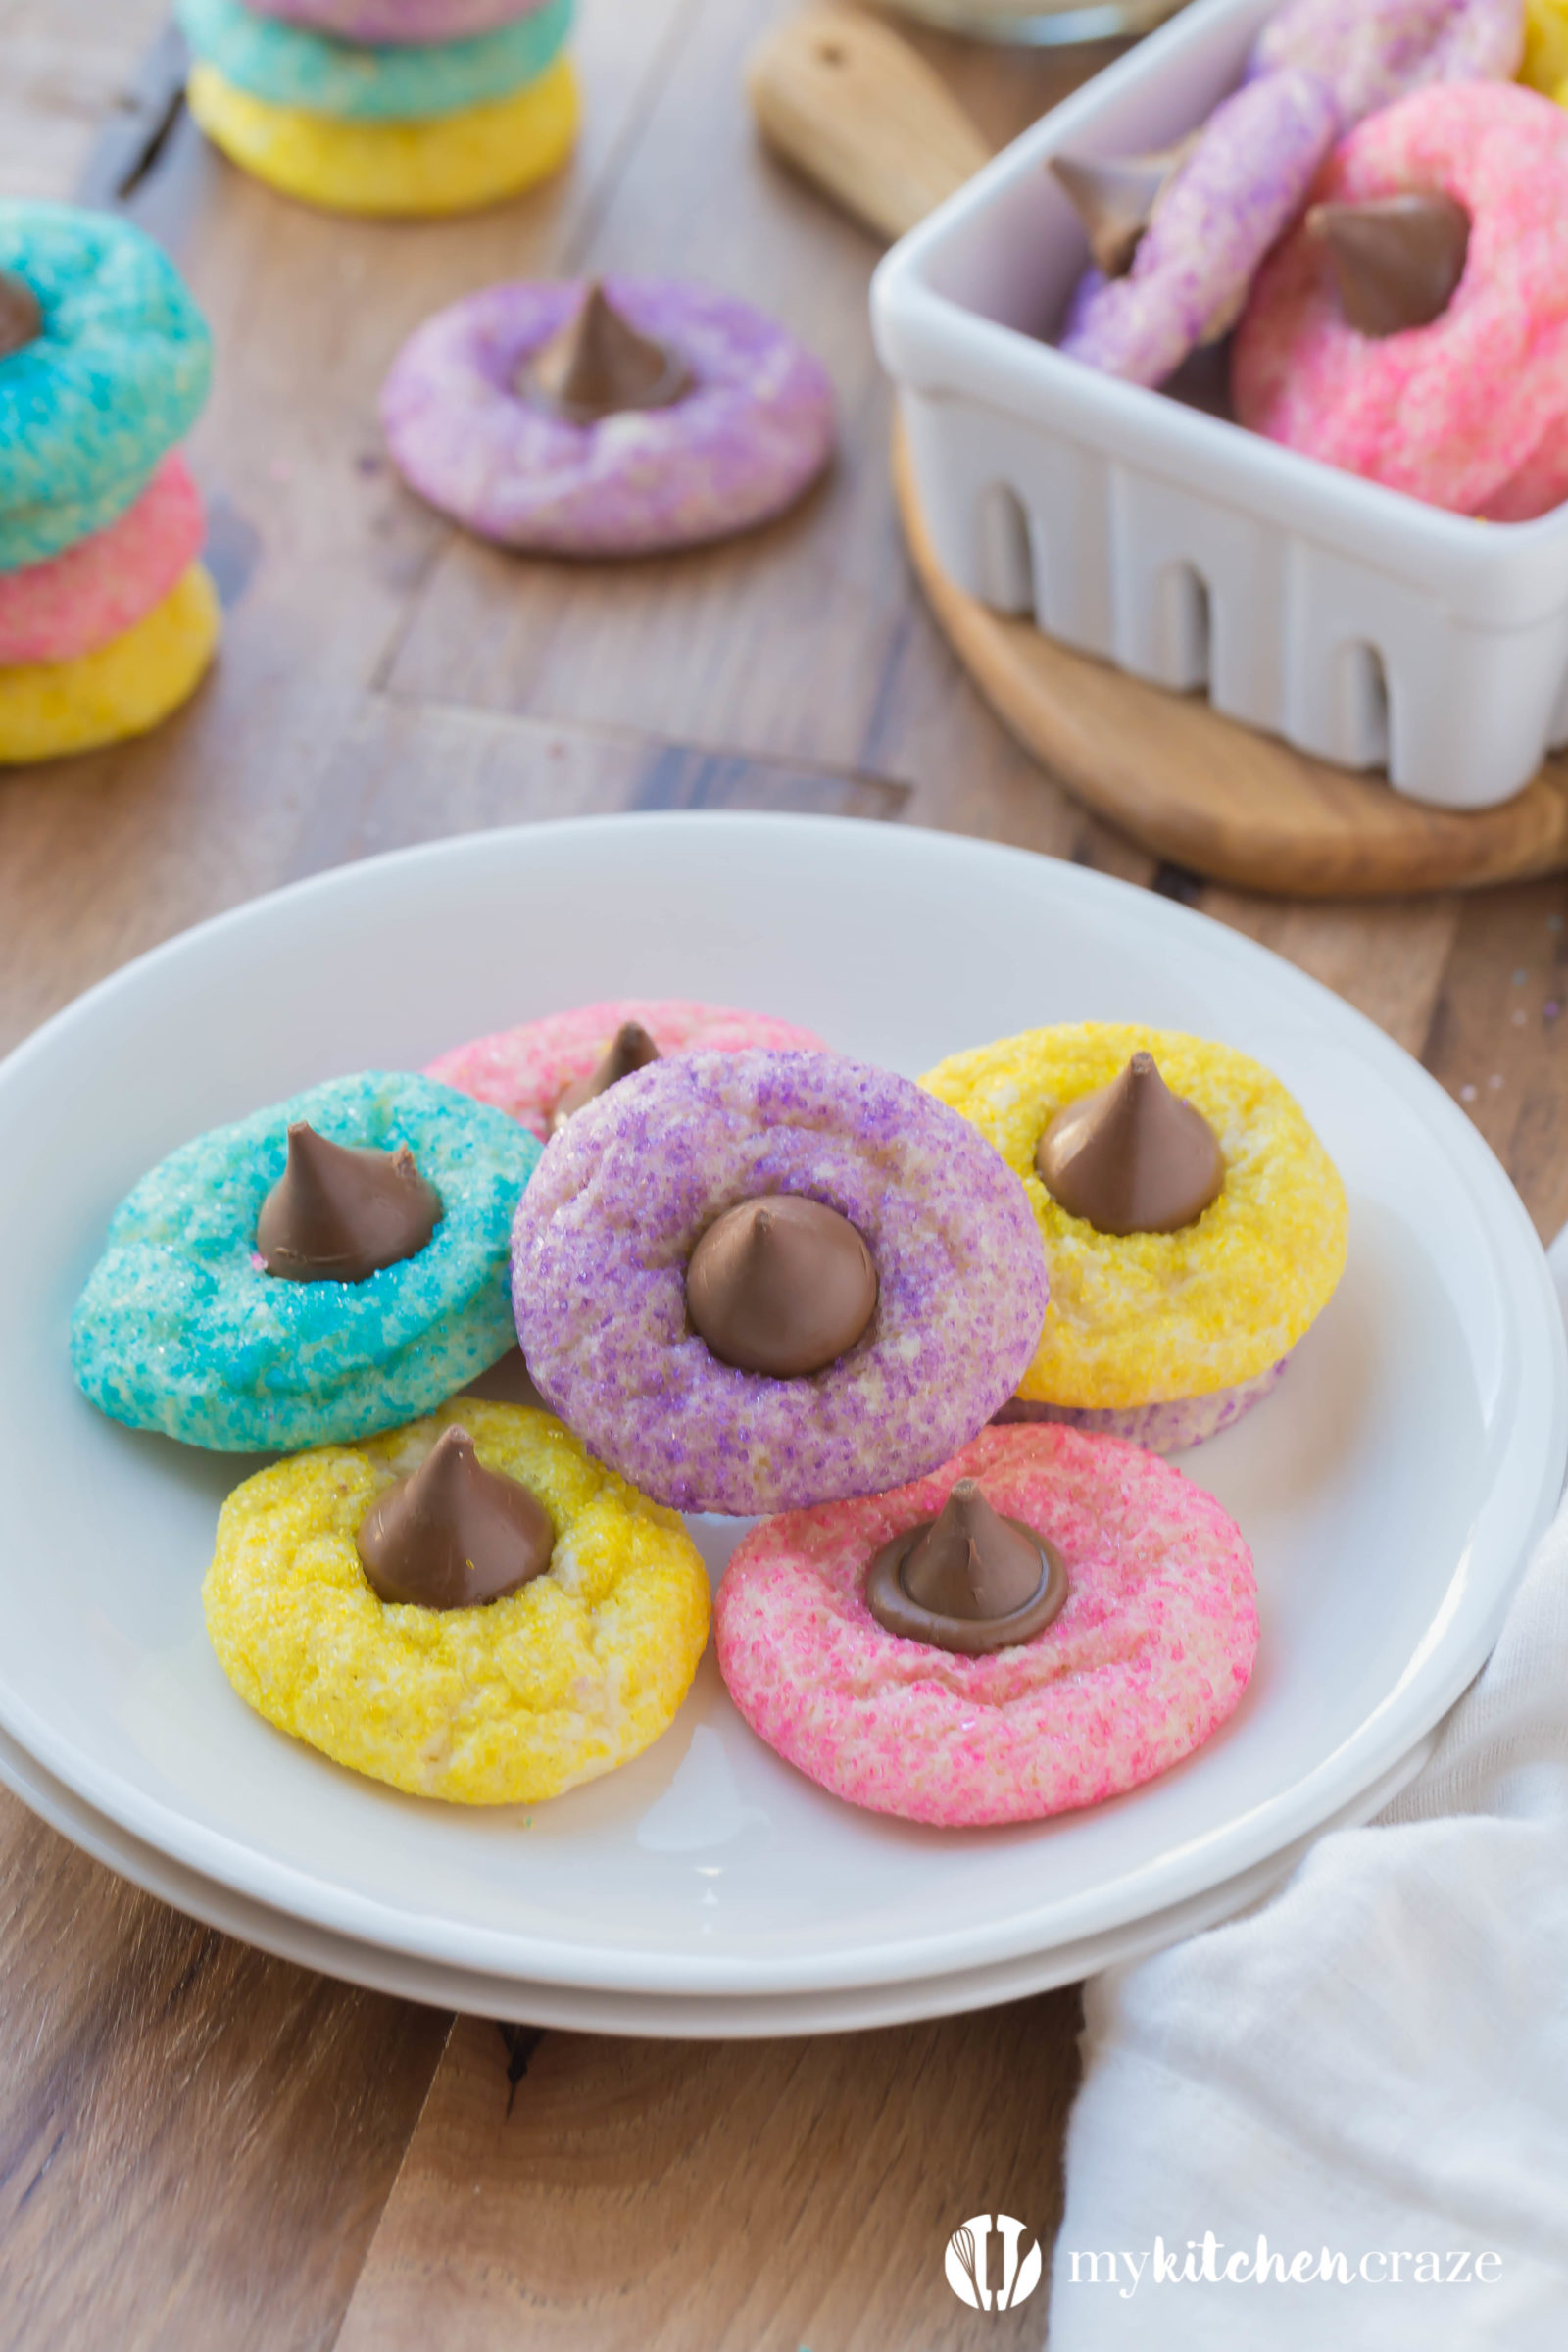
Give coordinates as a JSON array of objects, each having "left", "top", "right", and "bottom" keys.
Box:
[{"left": 1046, "top": 1244, "right": 1568, "bottom": 2349}]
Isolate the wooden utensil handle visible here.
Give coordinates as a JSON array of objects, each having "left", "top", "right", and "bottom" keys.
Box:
[{"left": 747, "top": 4, "right": 992, "bottom": 244}]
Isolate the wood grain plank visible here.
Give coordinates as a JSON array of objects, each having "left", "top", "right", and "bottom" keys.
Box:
[
  {"left": 0, "top": 0, "right": 170, "bottom": 199},
  {"left": 280, "top": 696, "right": 906, "bottom": 883},
  {"left": 336, "top": 1997, "right": 1081, "bottom": 2351},
  {"left": 861, "top": 530, "right": 1154, "bottom": 880},
  {"left": 13, "top": 10, "right": 1565, "bottom": 2351},
  {"left": 0, "top": 1794, "right": 449, "bottom": 2352},
  {"left": 1416, "top": 876, "right": 1568, "bottom": 1238},
  {"left": 0, "top": 0, "right": 718, "bottom": 1054},
  {"left": 1198, "top": 890, "right": 1463, "bottom": 1059},
  {"left": 381, "top": 0, "right": 1112, "bottom": 836},
  {"left": 0, "top": 701, "right": 903, "bottom": 1058}
]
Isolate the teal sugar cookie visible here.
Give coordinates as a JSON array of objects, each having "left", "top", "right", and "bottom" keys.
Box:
[
  {"left": 72, "top": 1073, "right": 541, "bottom": 1452},
  {"left": 0, "top": 204, "right": 212, "bottom": 572},
  {"left": 176, "top": 0, "right": 572, "bottom": 122}
]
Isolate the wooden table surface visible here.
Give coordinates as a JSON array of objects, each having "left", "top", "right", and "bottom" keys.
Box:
[{"left": 5, "top": 6, "right": 1568, "bottom": 2344}]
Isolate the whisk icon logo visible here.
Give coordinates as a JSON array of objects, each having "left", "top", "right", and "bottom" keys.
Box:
[{"left": 945, "top": 2214, "right": 1043, "bottom": 2311}]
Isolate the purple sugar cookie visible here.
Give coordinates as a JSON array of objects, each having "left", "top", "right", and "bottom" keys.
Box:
[
  {"left": 379, "top": 277, "right": 835, "bottom": 557},
  {"left": 1060, "top": 72, "right": 1340, "bottom": 388},
  {"left": 714, "top": 1423, "right": 1258, "bottom": 1828},
  {"left": 994, "top": 1358, "right": 1288, "bottom": 1455},
  {"left": 512, "top": 1050, "right": 1049, "bottom": 1516},
  {"left": 1250, "top": 0, "right": 1523, "bottom": 126},
  {"left": 245, "top": 0, "right": 551, "bottom": 38}
]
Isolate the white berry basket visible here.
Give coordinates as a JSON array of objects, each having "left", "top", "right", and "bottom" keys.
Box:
[{"left": 870, "top": 0, "right": 1568, "bottom": 811}]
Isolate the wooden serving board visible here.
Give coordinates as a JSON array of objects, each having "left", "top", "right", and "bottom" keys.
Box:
[{"left": 755, "top": 5, "right": 1568, "bottom": 898}]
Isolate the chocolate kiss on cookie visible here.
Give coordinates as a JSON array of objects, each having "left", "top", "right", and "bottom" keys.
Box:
[
  {"left": 257, "top": 1121, "right": 443, "bottom": 1284},
  {"left": 865, "top": 1478, "right": 1067, "bottom": 1656},
  {"left": 0, "top": 270, "right": 43, "bottom": 361},
  {"left": 1036, "top": 1051, "right": 1223, "bottom": 1236},
  {"left": 356, "top": 1424, "right": 554, "bottom": 1610},
  {"left": 1051, "top": 141, "right": 1194, "bottom": 279},
  {"left": 1307, "top": 193, "right": 1470, "bottom": 337},
  {"left": 520, "top": 282, "right": 692, "bottom": 425},
  {"left": 550, "top": 1020, "right": 661, "bottom": 1133},
  {"left": 686, "top": 1195, "right": 877, "bottom": 1378}
]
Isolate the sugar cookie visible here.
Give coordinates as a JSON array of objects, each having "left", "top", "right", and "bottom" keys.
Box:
[
  {"left": 205, "top": 1399, "right": 710, "bottom": 1804},
  {"left": 186, "top": 50, "right": 577, "bottom": 216},
  {"left": 0, "top": 563, "right": 218, "bottom": 764},
  {"left": 513, "top": 1049, "right": 1049, "bottom": 1515},
  {"left": 715, "top": 1423, "right": 1257, "bottom": 1827}
]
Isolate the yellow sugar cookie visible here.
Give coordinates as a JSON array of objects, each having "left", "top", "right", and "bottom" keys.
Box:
[
  {"left": 0, "top": 563, "right": 219, "bottom": 764},
  {"left": 1522, "top": 0, "right": 1568, "bottom": 101},
  {"left": 186, "top": 54, "right": 579, "bottom": 217},
  {"left": 921, "top": 1023, "right": 1348, "bottom": 1410},
  {"left": 204, "top": 1399, "right": 711, "bottom": 1805}
]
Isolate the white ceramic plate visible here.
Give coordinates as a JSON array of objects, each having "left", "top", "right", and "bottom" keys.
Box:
[
  {"left": 0, "top": 814, "right": 1560, "bottom": 2002},
  {"left": 0, "top": 1715, "right": 1437, "bottom": 2035}
]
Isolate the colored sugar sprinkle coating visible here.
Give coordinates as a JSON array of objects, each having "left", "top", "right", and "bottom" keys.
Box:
[
  {"left": 246, "top": 0, "right": 551, "bottom": 35},
  {"left": 186, "top": 53, "right": 578, "bottom": 219},
  {"left": 1235, "top": 83, "right": 1568, "bottom": 516},
  {"left": 176, "top": 0, "right": 572, "bottom": 123},
  {"left": 513, "top": 1050, "right": 1049, "bottom": 1516},
  {"left": 0, "top": 564, "right": 219, "bottom": 764},
  {"left": 380, "top": 276, "right": 834, "bottom": 556},
  {"left": 1061, "top": 74, "right": 1338, "bottom": 388},
  {"left": 1250, "top": 0, "right": 1524, "bottom": 124},
  {"left": 995, "top": 1357, "right": 1290, "bottom": 1455},
  {"left": 921, "top": 1023, "right": 1347, "bottom": 1412},
  {"left": 714, "top": 1423, "right": 1258, "bottom": 1827},
  {"left": 0, "top": 453, "right": 204, "bottom": 667},
  {"left": 427, "top": 997, "right": 827, "bottom": 1138},
  {"left": 205, "top": 1400, "right": 710, "bottom": 1804},
  {"left": 73, "top": 1071, "right": 540, "bottom": 1451},
  {"left": 0, "top": 202, "right": 211, "bottom": 572}
]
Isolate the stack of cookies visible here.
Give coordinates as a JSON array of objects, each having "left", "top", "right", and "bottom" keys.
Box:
[
  {"left": 0, "top": 203, "right": 218, "bottom": 766},
  {"left": 178, "top": 0, "right": 579, "bottom": 217}
]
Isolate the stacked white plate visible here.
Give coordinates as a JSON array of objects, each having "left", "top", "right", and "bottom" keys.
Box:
[{"left": 0, "top": 815, "right": 1560, "bottom": 2034}]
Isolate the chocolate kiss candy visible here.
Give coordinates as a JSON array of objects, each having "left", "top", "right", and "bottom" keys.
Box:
[
  {"left": 549, "top": 1020, "right": 661, "bottom": 1133},
  {"left": 864, "top": 1478, "right": 1067, "bottom": 1656},
  {"left": 1036, "top": 1051, "right": 1223, "bottom": 1237},
  {"left": 1307, "top": 193, "right": 1470, "bottom": 338},
  {"left": 0, "top": 270, "right": 43, "bottom": 362},
  {"left": 256, "top": 1121, "right": 443, "bottom": 1284},
  {"left": 686, "top": 1195, "right": 877, "bottom": 1379},
  {"left": 902, "top": 1479, "right": 1047, "bottom": 1618},
  {"left": 356, "top": 1424, "right": 555, "bottom": 1609},
  {"left": 1051, "top": 141, "right": 1193, "bottom": 279},
  {"left": 520, "top": 283, "right": 692, "bottom": 425}
]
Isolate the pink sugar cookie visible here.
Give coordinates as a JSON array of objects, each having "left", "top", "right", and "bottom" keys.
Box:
[
  {"left": 1234, "top": 82, "right": 1568, "bottom": 514},
  {"left": 0, "top": 453, "right": 204, "bottom": 667},
  {"left": 245, "top": 1, "right": 550, "bottom": 36},
  {"left": 426, "top": 998, "right": 827, "bottom": 1139},
  {"left": 714, "top": 1424, "right": 1257, "bottom": 1828},
  {"left": 1473, "top": 409, "right": 1568, "bottom": 523}
]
